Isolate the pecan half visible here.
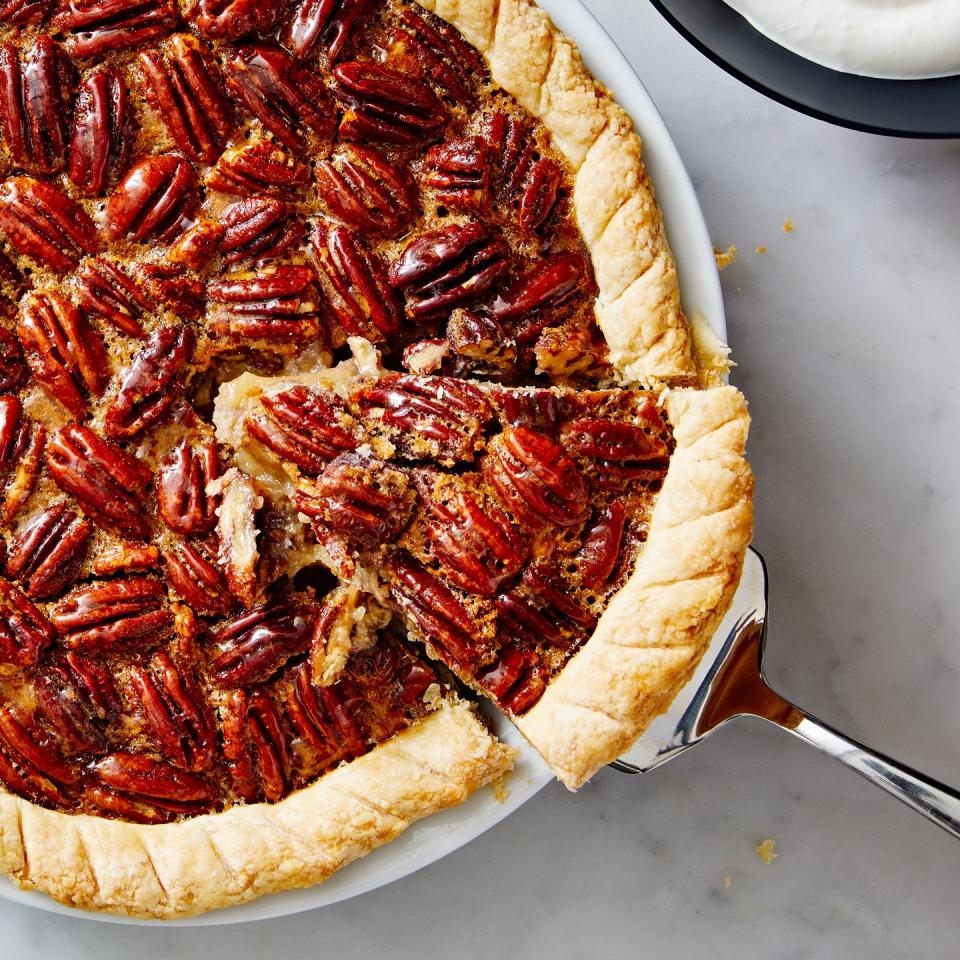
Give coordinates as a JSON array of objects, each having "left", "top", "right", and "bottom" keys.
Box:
[
  {"left": 132, "top": 261, "right": 205, "bottom": 320},
  {"left": 519, "top": 562, "right": 596, "bottom": 633},
  {"left": 207, "top": 265, "right": 321, "bottom": 345},
  {"left": 331, "top": 60, "right": 445, "bottom": 145},
  {"left": 0, "top": 176, "right": 97, "bottom": 272},
  {"left": 210, "top": 598, "right": 315, "bottom": 688},
  {"left": 295, "top": 451, "right": 415, "bottom": 547},
  {"left": 288, "top": 660, "right": 368, "bottom": 763},
  {"left": 35, "top": 651, "right": 118, "bottom": 753},
  {"left": 165, "top": 538, "right": 232, "bottom": 614},
  {"left": 0, "top": 0, "right": 51, "bottom": 24},
  {"left": 0, "top": 704, "right": 77, "bottom": 801},
  {"left": 389, "top": 220, "right": 509, "bottom": 320},
  {"left": 75, "top": 257, "right": 150, "bottom": 338},
  {"left": 184, "top": 0, "right": 284, "bottom": 40},
  {"left": 477, "top": 645, "right": 545, "bottom": 714},
  {"left": 424, "top": 488, "right": 527, "bottom": 597},
  {"left": 221, "top": 688, "right": 288, "bottom": 802},
  {"left": 560, "top": 417, "right": 670, "bottom": 463},
  {"left": 46, "top": 424, "right": 153, "bottom": 539},
  {"left": 446, "top": 309, "right": 516, "bottom": 376},
  {"left": 491, "top": 252, "right": 589, "bottom": 337},
  {"left": 353, "top": 373, "right": 492, "bottom": 463},
  {"left": 282, "top": 0, "right": 371, "bottom": 61},
  {"left": 484, "top": 425, "right": 589, "bottom": 529},
  {"left": 246, "top": 385, "right": 359, "bottom": 475},
  {"left": 158, "top": 438, "right": 219, "bottom": 535},
  {"left": 0, "top": 329, "right": 27, "bottom": 393},
  {"left": 69, "top": 66, "right": 131, "bottom": 197},
  {"left": 224, "top": 43, "right": 333, "bottom": 154},
  {"left": 166, "top": 216, "right": 224, "bottom": 269},
  {"left": 140, "top": 33, "right": 233, "bottom": 164},
  {"left": 103, "top": 323, "right": 195, "bottom": 439},
  {"left": 92, "top": 541, "right": 159, "bottom": 576},
  {"left": 0, "top": 35, "right": 75, "bottom": 175},
  {"left": 518, "top": 158, "right": 563, "bottom": 238},
  {"left": 0, "top": 577, "right": 55, "bottom": 665},
  {"left": 219, "top": 197, "right": 303, "bottom": 266},
  {"left": 576, "top": 502, "right": 627, "bottom": 590},
  {"left": 0, "top": 394, "right": 45, "bottom": 523},
  {"left": 17, "top": 290, "right": 108, "bottom": 417},
  {"left": 487, "top": 386, "right": 561, "bottom": 433},
  {"left": 105, "top": 154, "right": 199, "bottom": 244},
  {"left": 50, "top": 0, "right": 179, "bottom": 58},
  {"left": 129, "top": 650, "right": 216, "bottom": 770},
  {"left": 5, "top": 501, "right": 90, "bottom": 598},
  {"left": 485, "top": 111, "right": 535, "bottom": 200},
  {"left": 315, "top": 145, "right": 416, "bottom": 238},
  {"left": 311, "top": 224, "right": 402, "bottom": 343},
  {"left": 52, "top": 576, "right": 171, "bottom": 651},
  {"left": 387, "top": 551, "right": 488, "bottom": 670},
  {"left": 91, "top": 752, "right": 213, "bottom": 814},
  {"left": 423, "top": 136, "right": 488, "bottom": 213},
  {"left": 206, "top": 139, "right": 309, "bottom": 199}
]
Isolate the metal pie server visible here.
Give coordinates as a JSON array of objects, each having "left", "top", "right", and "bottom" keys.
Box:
[{"left": 611, "top": 547, "right": 960, "bottom": 839}]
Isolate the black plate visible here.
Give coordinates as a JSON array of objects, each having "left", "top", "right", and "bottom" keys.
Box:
[{"left": 650, "top": 0, "right": 960, "bottom": 138}]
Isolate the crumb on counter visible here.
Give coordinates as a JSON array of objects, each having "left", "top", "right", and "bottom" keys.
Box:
[
  {"left": 755, "top": 245, "right": 767, "bottom": 254},
  {"left": 783, "top": 217, "right": 794, "bottom": 233},
  {"left": 713, "top": 244, "right": 737, "bottom": 270},
  {"left": 722, "top": 874, "right": 733, "bottom": 888},
  {"left": 755, "top": 838, "right": 778, "bottom": 864}
]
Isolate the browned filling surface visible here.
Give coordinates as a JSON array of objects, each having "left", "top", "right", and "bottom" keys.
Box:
[{"left": 0, "top": 0, "right": 673, "bottom": 822}]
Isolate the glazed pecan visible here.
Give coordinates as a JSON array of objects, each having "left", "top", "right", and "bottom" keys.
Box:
[
  {"left": 246, "top": 385, "right": 359, "bottom": 475},
  {"left": 282, "top": 0, "right": 371, "bottom": 61},
  {"left": 315, "top": 145, "right": 416, "bottom": 238},
  {"left": 0, "top": 577, "right": 55, "bottom": 665},
  {"left": 5, "top": 502, "right": 90, "bottom": 599},
  {"left": 424, "top": 488, "right": 527, "bottom": 597},
  {"left": 52, "top": 576, "right": 171, "bottom": 651},
  {"left": 485, "top": 111, "right": 535, "bottom": 200},
  {"left": 224, "top": 43, "right": 333, "bottom": 154},
  {"left": 35, "top": 651, "right": 118, "bottom": 753},
  {"left": 16, "top": 290, "right": 108, "bottom": 417},
  {"left": 560, "top": 415, "right": 670, "bottom": 464},
  {"left": 210, "top": 598, "right": 315, "bottom": 688},
  {"left": 0, "top": 394, "right": 45, "bottom": 523},
  {"left": 222, "top": 688, "right": 287, "bottom": 802},
  {"left": 50, "top": 0, "right": 178, "bottom": 58},
  {"left": 296, "top": 451, "right": 415, "bottom": 547},
  {"left": 484, "top": 425, "right": 589, "bottom": 529},
  {"left": 206, "top": 139, "right": 309, "bottom": 199},
  {"left": 446, "top": 309, "right": 516, "bottom": 376},
  {"left": 184, "top": 0, "right": 284, "bottom": 40},
  {"left": 519, "top": 562, "right": 596, "bottom": 633},
  {"left": 206, "top": 265, "right": 321, "bottom": 344},
  {"left": 165, "top": 539, "right": 232, "bottom": 615},
  {"left": 477, "top": 645, "right": 545, "bottom": 714},
  {"left": 0, "top": 35, "right": 75, "bottom": 175},
  {"left": 140, "top": 33, "right": 233, "bottom": 164},
  {"left": 518, "top": 158, "right": 563, "bottom": 238},
  {"left": 132, "top": 261, "right": 205, "bottom": 320},
  {"left": 218, "top": 198, "right": 303, "bottom": 266},
  {"left": 158, "top": 438, "right": 219, "bottom": 535},
  {"left": 91, "top": 752, "right": 213, "bottom": 812},
  {"left": 105, "top": 154, "right": 199, "bottom": 244},
  {"left": 388, "top": 551, "right": 488, "bottom": 670},
  {"left": 389, "top": 220, "right": 509, "bottom": 320},
  {"left": 0, "top": 329, "right": 27, "bottom": 393},
  {"left": 491, "top": 253, "right": 589, "bottom": 336},
  {"left": 46, "top": 424, "right": 153, "bottom": 539},
  {"left": 75, "top": 257, "right": 150, "bottom": 338},
  {"left": 0, "top": 177, "right": 97, "bottom": 272},
  {"left": 576, "top": 502, "right": 627, "bottom": 590},
  {"left": 166, "top": 216, "right": 224, "bottom": 270},
  {"left": 288, "top": 659, "right": 367, "bottom": 762},
  {"left": 103, "top": 324, "right": 195, "bottom": 440},
  {"left": 0, "top": 704, "right": 78, "bottom": 800},
  {"left": 92, "top": 541, "right": 159, "bottom": 576},
  {"left": 0, "top": 0, "right": 50, "bottom": 24},
  {"left": 423, "top": 136, "right": 489, "bottom": 213},
  {"left": 331, "top": 60, "right": 445, "bottom": 145},
  {"left": 68, "top": 66, "right": 130, "bottom": 197},
  {"left": 129, "top": 650, "right": 216, "bottom": 771},
  {"left": 311, "top": 224, "right": 402, "bottom": 343},
  {"left": 354, "top": 373, "right": 492, "bottom": 463},
  {"left": 388, "top": 6, "right": 485, "bottom": 105}
]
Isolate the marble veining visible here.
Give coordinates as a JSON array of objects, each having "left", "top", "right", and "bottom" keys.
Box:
[{"left": 1, "top": 2, "right": 958, "bottom": 956}]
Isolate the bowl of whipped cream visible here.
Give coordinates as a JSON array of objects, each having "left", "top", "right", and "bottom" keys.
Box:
[{"left": 650, "top": 0, "right": 960, "bottom": 137}]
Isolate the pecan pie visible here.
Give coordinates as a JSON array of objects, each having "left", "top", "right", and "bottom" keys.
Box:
[{"left": 0, "top": 0, "right": 753, "bottom": 918}]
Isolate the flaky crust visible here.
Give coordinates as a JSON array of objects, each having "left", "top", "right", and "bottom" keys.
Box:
[
  {"left": 413, "top": 0, "right": 696, "bottom": 385},
  {"left": 0, "top": 700, "right": 514, "bottom": 918},
  {"left": 515, "top": 386, "right": 754, "bottom": 788}
]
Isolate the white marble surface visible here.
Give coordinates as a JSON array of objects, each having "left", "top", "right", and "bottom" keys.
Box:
[{"left": 6, "top": 3, "right": 960, "bottom": 956}]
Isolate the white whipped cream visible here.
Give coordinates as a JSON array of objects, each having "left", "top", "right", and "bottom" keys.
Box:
[{"left": 723, "top": 0, "right": 960, "bottom": 79}]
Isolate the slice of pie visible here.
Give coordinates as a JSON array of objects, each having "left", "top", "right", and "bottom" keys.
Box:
[{"left": 0, "top": 0, "right": 752, "bottom": 918}]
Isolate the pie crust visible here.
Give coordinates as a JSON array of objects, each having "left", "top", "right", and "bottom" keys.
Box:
[{"left": 0, "top": 0, "right": 753, "bottom": 919}]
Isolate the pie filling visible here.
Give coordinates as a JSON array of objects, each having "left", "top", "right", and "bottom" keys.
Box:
[{"left": 0, "top": 0, "right": 675, "bottom": 823}]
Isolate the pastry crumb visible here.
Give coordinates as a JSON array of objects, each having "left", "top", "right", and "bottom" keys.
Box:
[
  {"left": 491, "top": 773, "right": 512, "bottom": 804},
  {"left": 713, "top": 244, "right": 737, "bottom": 270},
  {"left": 783, "top": 217, "right": 794, "bottom": 233},
  {"left": 722, "top": 874, "right": 733, "bottom": 888},
  {"left": 755, "top": 838, "right": 778, "bottom": 864},
  {"left": 754, "top": 245, "right": 767, "bottom": 254}
]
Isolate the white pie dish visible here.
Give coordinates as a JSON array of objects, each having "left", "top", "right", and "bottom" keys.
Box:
[{"left": 0, "top": 0, "right": 726, "bottom": 924}]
